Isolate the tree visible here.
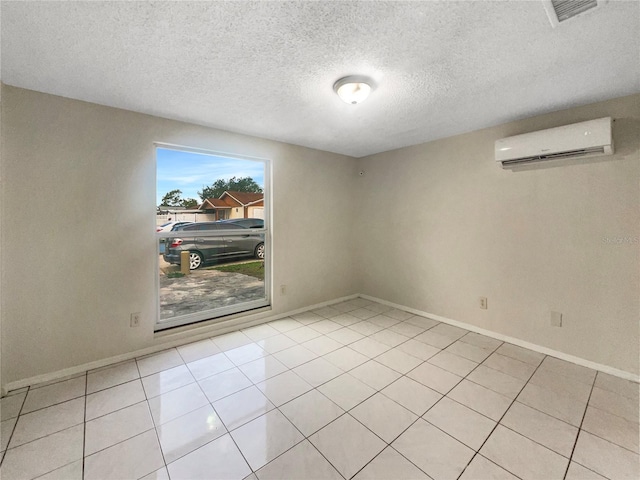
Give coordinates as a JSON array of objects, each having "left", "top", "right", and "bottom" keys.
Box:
[
  {"left": 159, "top": 189, "right": 198, "bottom": 209},
  {"left": 198, "top": 176, "right": 262, "bottom": 201},
  {"left": 182, "top": 198, "right": 198, "bottom": 208},
  {"left": 160, "top": 189, "right": 184, "bottom": 207}
]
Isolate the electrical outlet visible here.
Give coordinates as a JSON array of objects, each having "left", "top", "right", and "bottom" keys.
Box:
[
  {"left": 130, "top": 312, "right": 141, "bottom": 327},
  {"left": 479, "top": 297, "right": 488, "bottom": 309},
  {"left": 280, "top": 285, "right": 287, "bottom": 295},
  {"left": 551, "top": 311, "right": 563, "bottom": 327}
]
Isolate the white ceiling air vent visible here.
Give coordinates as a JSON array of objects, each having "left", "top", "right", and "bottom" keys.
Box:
[
  {"left": 495, "top": 117, "right": 614, "bottom": 168},
  {"left": 543, "top": 0, "right": 607, "bottom": 27}
]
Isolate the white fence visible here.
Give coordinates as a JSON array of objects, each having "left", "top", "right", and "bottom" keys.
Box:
[{"left": 156, "top": 212, "right": 217, "bottom": 225}]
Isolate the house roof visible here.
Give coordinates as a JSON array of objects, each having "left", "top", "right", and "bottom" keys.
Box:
[
  {"left": 199, "top": 192, "right": 263, "bottom": 210},
  {"left": 199, "top": 198, "right": 232, "bottom": 210},
  {"left": 2, "top": 2, "right": 638, "bottom": 157},
  {"left": 221, "top": 191, "right": 264, "bottom": 206}
]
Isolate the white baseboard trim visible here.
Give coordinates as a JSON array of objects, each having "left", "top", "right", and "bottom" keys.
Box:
[
  {"left": 360, "top": 294, "right": 640, "bottom": 383},
  {"left": 2, "top": 294, "right": 359, "bottom": 393},
  {"left": 6, "top": 292, "right": 636, "bottom": 392}
]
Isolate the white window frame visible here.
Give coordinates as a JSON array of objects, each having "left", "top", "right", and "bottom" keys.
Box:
[{"left": 154, "top": 143, "right": 271, "bottom": 331}]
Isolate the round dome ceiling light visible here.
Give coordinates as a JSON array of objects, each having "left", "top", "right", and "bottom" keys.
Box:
[{"left": 333, "top": 76, "right": 372, "bottom": 105}]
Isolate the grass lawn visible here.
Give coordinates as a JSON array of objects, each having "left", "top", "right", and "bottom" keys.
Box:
[{"left": 208, "top": 261, "right": 264, "bottom": 280}]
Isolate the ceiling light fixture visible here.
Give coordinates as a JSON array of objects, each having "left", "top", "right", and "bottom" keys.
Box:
[{"left": 333, "top": 76, "right": 372, "bottom": 105}]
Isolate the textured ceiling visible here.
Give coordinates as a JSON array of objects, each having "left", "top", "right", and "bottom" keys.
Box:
[{"left": 2, "top": 1, "right": 639, "bottom": 157}]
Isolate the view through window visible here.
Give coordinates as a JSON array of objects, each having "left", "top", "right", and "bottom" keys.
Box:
[{"left": 155, "top": 145, "right": 269, "bottom": 330}]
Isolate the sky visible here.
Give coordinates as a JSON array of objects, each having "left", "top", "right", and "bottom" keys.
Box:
[{"left": 156, "top": 147, "right": 265, "bottom": 205}]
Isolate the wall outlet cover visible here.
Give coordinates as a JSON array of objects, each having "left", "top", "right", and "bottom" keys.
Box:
[
  {"left": 479, "top": 297, "right": 488, "bottom": 309},
  {"left": 130, "top": 312, "right": 141, "bottom": 327}
]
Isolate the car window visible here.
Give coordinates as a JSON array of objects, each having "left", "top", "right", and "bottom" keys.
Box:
[
  {"left": 179, "top": 224, "right": 200, "bottom": 231},
  {"left": 171, "top": 223, "right": 191, "bottom": 231},
  {"left": 198, "top": 223, "right": 219, "bottom": 231},
  {"left": 221, "top": 220, "right": 263, "bottom": 228},
  {"left": 217, "top": 223, "right": 246, "bottom": 230}
]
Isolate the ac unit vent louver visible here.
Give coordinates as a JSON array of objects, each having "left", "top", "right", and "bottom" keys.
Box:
[
  {"left": 543, "top": 0, "right": 606, "bottom": 27},
  {"left": 552, "top": 0, "right": 598, "bottom": 21},
  {"left": 500, "top": 146, "right": 606, "bottom": 167}
]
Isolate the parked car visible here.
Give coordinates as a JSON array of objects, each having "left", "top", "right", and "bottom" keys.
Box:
[
  {"left": 163, "top": 221, "right": 265, "bottom": 270},
  {"left": 156, "top": 221, "right": 194, "bottom": 232},
  {"left": 158, "top": 222, "right": 195, "bottom": 254}
]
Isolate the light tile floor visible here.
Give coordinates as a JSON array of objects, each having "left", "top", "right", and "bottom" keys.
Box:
[{"left": 1, "top": 298, "right": 639, "bottom": 480}]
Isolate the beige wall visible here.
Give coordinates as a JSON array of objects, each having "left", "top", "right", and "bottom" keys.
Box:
[
  {"left": 2, "top": 85, "right": 638, "bottom": 386},
  {"left": 355, "top": 94, "right": 640, "bottom": 375},
  {"left": 0, "top": 85, "right": 358, "bottom": 385},
  {"left": 229, "top": 207, "right": 244, "bottom": 219},
  {"left": 248, "top": 206, "right": 264, "bottom": 219}
]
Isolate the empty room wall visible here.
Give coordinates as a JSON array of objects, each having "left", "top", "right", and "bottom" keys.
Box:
[
  {"left": 355, "top": 94, "right": 640, "bottom": 375},
  {"left": 2, "top": 85, "right": 638, "bottom": 388},
  {"left": 0, "top": 85, "right": 358, "bottom": 386}
]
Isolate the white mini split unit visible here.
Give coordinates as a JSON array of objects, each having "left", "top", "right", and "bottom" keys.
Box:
[{"left": 495, "top": 117, "right": 614, "bottom": 168}]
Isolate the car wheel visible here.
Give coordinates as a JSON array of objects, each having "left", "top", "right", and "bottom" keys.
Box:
[
  {"left": 189, "top": 251, "right": 203, "bottom": 270},
  {"left": 254, "top": 243, "right": 265, "bottom": 259}
]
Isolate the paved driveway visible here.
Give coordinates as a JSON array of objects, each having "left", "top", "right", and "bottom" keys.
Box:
[{"left": 159, "top": 259, "right": 264, "bottom": 319}]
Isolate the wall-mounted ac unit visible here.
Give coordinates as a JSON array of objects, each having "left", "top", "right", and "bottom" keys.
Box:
[{"left": 495, "top": 117, "right": 613, "bottom": 168}]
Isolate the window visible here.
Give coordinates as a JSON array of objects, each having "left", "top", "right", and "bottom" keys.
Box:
[{"left": 155, "top": 145, "right": 270, "bottom": 330}]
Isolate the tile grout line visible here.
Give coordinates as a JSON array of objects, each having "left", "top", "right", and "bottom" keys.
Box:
[
  {"left": 14, "top": 382, "right": 240, "bottom": 458},
  {"left": 178, "top": 350, "right": 269, "bottom": 475},
  {"left": 347, "top": 414, "right": 425, "bottom": 479},
  {"left": 13, "top": 345, "right": 545, "bottom": 479},
  {"left": 312, "top": 330, "right": 495, "bottom": 480},
  {"left": 198, "top": 314, "right": 433, "bottom": 478},
  {"left": 82, "top": 371, "right": 87, "bottom": 479},
  {"left": 8, "top": 389, "right": 85, "bottom": 478},
  {"left": 576, "top": 393, "right": 640, "bottom": 426},
  {"left": 2, "top": 316, "right": 350, "bottom": 456},
  {"left": 334, "top": 334, "right": 478, "bottom": 478},
  {"left": 496, "top": 422, "right": 577, "bottom": 462},
  {"left": 83, "top": 395, "right": 148, "bottom": 425},
  {"left": 500, "top": 368, "right": 639, "bottom": 455},
  {"left": 146, "top": 393, "right": 247, "bottom": 471},
  {"left": 208, "top": 405, "right": 255, "bottom": 475},
  {"left": 371, "top": 335, "right": 505, "bottom": 479},
  {"left": 82, "top": 383, "right": 191, "bottom": 461},
  {"left": 220, "top": 364, "right": 287, "bottom": 478},
  {"left": 82, "top": 427, "right": 159, "bottom": 460},
  {"left": 562, "top": 373, "right": 597, "bottom": 480},
  {"left": 268, "top": 393, "right": 349, "bottom": 479},
  {"left": 7, "top": 426, "right": 88, "bottom": 479},
  {"left": 263, "top": 364, "right": 405, "bottom": 479},
  {"left": 26, "top": 372, "right": 87, "bottom": 392},
  {"left": 12, "top": 390, "right": 86, "bottom": 417},
  {"left": 122, "top": 316, "right": 628, "bottom": 477},
  {"left": 304, "top": 437, "right": 349, "bottom": 480},
  {"left": 573, "top": 424, "right": 640, "bottom": 456},
  {"left": 455, "top": 355, "right": 548, "bottom": 480},
  {"left": 0, "top": 385, "right": 29, "bottom": 468},
  {"left": 136, "top": 357, "right": 169, "bottom": 478},
  {"left": 505, "top": 395, "right": 584, "bottom": 430},
  {"left": 5, "top": 306, "right": 630, "bottom": 479},
  {"left": 0, "top": 316, "right": 473, "bottom": 471}
]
